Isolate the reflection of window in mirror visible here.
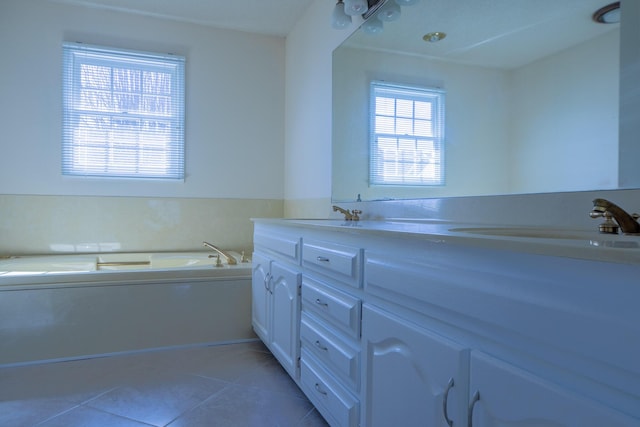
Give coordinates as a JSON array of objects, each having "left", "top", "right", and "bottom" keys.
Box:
[{"left": 369, "top": 81, "right": 445, "bottom": 187}]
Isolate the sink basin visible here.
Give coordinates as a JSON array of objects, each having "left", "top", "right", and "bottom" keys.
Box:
[{"left": 449, "top": 227, "right": 593, "bottom": 240}]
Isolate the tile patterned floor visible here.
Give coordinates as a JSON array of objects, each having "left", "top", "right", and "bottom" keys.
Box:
[{"left": 0, "top": 341, "right": 329, "bottom": 427}]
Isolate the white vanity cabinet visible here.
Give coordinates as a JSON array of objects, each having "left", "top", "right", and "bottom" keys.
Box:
[
  {"left": 252, "top": 219, "right": 640, "bottom": 427},
  {"left": 468, "top": 351, "right": 639, "bottom": 427},
  {"left": 364, "top": 238, "right": 640, "bottom": 427},
  {"left": 362, "top": 303, "right": 469, "bottom": 427},
  {"left": 252, "top": 226, "right": 302, "bottom": 380}
]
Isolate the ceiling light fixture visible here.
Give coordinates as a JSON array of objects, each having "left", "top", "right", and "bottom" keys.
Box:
[
  {"left": 592, "top": 2, "right": 620, "bottom": 24},
  {"left": 376, "top": 1, "right": 401, "bottom": 22},
  {"left": 331, "top": 0, "right": 420, "bottom": 32},
  {"left": 423, "top": 31, "right": 446, "bottom": 43},
  {"left": 332, "top": 0, "right": 352, "bottom": 29},
  {"left": 362, "top": 17, "right": 384, "bottom": 34},
  {"left": 344, "top": 0, "right": 369, "bottom": 16}
]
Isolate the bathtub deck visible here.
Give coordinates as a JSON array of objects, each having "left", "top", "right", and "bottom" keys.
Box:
[{"left": 0, "top": 341, "right": 328, "bottom": 426}]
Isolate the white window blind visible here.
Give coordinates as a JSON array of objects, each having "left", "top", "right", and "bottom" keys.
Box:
[
  {"left": 370, "top": 81, "right": 445, "bottom": 186},
  {"left": 62, "top": 43, "right": 185, "bottom": 179}
]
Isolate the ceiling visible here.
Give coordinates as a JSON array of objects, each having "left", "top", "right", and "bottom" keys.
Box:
[
  {"left": 47, "top": 0, "right": 620, "bottom": 67},
  {"left": 344, "top": 0, "right": 620, "bottom": 69},
  {"left": 48, "top": 0, "right": 316, "bottom": 37}
]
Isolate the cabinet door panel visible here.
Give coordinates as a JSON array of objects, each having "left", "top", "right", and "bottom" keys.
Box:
[
  {"left": 270, "top": 261, "right": 301, "bottom": 379},
  {"left": 362, "top": 304, "right": 469, "bottom": 427},
  {"left": 251, "top": 252, "right": 270, "bottom": 343},
  {"left": 469, "top": 352, "right": 639, "bottom": 427}
]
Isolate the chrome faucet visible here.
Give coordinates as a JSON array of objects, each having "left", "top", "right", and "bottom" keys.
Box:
[
  {"left": 590, "top": 199, "right": 640, "bottom": 235},
  {"left": 332, "top": 205, "right": 362, "bottom": 221},
  {"left": 203, "top": 241, "right": 238, "bottom": 265}
]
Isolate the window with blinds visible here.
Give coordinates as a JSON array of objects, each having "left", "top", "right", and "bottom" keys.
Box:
[
  {"left": 62, "top": 43, "right": 185, "bottom": 179},
  {"left": 370, "top": 81, "right": 445, "bottom": 186}
]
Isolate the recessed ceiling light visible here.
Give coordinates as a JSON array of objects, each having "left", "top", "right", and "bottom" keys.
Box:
[
  {"left": 423, "top": 32, "right": 446, "bottom": 43},
  {"left": 593, "top": 2, "right": 620, "bottom": 24}
]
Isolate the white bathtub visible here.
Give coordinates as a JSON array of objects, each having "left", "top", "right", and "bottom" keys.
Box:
[
  {"left": 0, "top": 251, "right": 248, "bottom": 277},
  {"left": 0, "top": 251, "right": 255, "bottom": 367}
]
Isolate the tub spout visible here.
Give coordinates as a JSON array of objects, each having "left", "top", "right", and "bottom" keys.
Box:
[{"left": 203, "top": 241, "right": 238, "bottom": 265}]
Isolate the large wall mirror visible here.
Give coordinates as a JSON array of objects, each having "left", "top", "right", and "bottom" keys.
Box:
[{"left": 332, "top": 0, "right": 630, "bottom": 202}]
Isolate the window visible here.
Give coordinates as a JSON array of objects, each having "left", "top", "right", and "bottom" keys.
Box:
[
  {"left": 62, "top": 43, "right": 185, "bottom": 179},
  {"left": 370, "top": 81, "right": 445, "bottom": 186}
]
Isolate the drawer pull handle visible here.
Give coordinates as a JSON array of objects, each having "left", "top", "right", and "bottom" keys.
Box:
[
  {"left": 316, "top": 256, "right": 330, "bottom": 262},
  {"left": 315, "top": 382, "right": 328, "bottom": 395},
  {"left": 443, "top": 377, "right": 454, "bottom": 427},
  {"left": 315, "top": 340, "right": 328, "bottom": 351},
  {"left": 315, "top": 298, "right": 328, "bottom": 307},
  {"left": 468, "top": 390, "right": 480, "bottom": 427}
]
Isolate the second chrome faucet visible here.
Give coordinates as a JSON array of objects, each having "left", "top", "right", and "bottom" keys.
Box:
[{"left": 590, "top": 199, "right": 640, "bottom": 235}]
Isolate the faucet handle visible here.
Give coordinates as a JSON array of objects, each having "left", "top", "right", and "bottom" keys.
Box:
[{"left": 590, "top": 211, "right": 619, "bottom": 234}]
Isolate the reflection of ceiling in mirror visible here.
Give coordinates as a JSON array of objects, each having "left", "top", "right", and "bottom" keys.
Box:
[{"left": 344, "top": 0, "right": 619, "bottom": 69}]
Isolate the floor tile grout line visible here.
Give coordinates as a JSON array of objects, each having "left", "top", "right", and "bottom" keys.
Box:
[
  {"left": 162, "top": 381, "right": 235, "bottom": 427},
  {"left": 80, "top": 404, "right": 161, "bottom": 427},
  {"left": 34, "top": 403, "right": 83, "bottom": 426}
]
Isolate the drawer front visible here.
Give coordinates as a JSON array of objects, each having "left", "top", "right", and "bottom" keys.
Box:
[
  {"left": 300, "top": 350, "right": 359, "bottom": 427},
  {"left": 301, "top": 312, "right": 360, "bottom": 391},
  {"left": 254, "top": 231, "right": 301, "bottom": 264},
  {"left": 302, "top": 278, "right": 361, "bottom": 339},
  {"left": 303, "top": 240, "right": 362, "bottom": 287}
]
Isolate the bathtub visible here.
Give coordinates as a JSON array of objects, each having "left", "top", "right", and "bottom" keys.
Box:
[{"left": 0, "top": 251, "right": 255, "bottom": 367}]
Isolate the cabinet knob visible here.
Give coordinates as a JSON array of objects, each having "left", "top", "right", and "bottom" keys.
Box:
[{"left": 316, "top": 256, "right": 330, "bottom": 263}]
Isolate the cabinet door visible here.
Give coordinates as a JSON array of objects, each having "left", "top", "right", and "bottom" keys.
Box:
[
  {"left": 270, "top": 261, "right": 302, "bottom": 379},
  {"left": 251, "top": 252, "right": 271, "bottom": 344},
  {"left": 362, "top": 304, "right": 470, "bottom": 427},
  {"left": 469, "top": 351, "right": 639, "bottom": 427}
]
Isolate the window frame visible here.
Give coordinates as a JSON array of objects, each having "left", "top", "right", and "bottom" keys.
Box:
[
  {"left": 369, "top": 81, "right": 445, "bottom": 187},
  {"left": 62, "top": 42, "right": 185, "bottom": 180}
]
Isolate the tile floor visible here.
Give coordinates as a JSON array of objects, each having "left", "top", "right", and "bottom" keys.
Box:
[{"left": 0, "top": 341, "right": 329, "bottom": 427}]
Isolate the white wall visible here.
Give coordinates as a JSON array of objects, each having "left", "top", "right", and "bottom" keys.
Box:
[
  {"left": 283, "top": 0, "right": 356, "bottom": 217},
  {"left": 0, "top": 0, "right": 286, "bottom": 254},
  {"left": 0, "top": 0, "right": 284, "bottom": 200},
  {"left": 509, "top": 29, "right": 619, "bottom": 193}
]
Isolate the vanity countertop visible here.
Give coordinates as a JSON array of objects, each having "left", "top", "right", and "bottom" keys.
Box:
[{"left": 253, "top": 218, "right": 640, "bottom": 265}]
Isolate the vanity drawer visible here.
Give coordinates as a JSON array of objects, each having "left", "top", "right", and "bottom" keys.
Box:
[
  {"left": 303, "top": 239, "right": 362, "bottom": 288},
  {"left": 302, "top": 277, "right": 361, "bottom": 339},
  {"left": 300, "top": 349, "right": 359, "bottom": 427},
  {"left": 301, "top": 312, "right": 360, "bottom": 391},
  {"left": 254, "top": 231, "right": 301, "bottom": 264}
]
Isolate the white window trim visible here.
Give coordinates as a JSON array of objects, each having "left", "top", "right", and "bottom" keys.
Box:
[
  {"left": 369, "top": 81, "right": 445, "bottom": 187},
  {"left": 62, "top": 42, "right": 185, "bottom": 180}
]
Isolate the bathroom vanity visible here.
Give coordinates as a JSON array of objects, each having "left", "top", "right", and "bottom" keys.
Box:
[{"left": 251, "top": 219, "right": 640, "bottom": 427}]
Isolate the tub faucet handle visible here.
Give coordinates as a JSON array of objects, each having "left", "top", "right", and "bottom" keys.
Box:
[{"left": 214, "top": 254, "right": 223, "bottom": 267}]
